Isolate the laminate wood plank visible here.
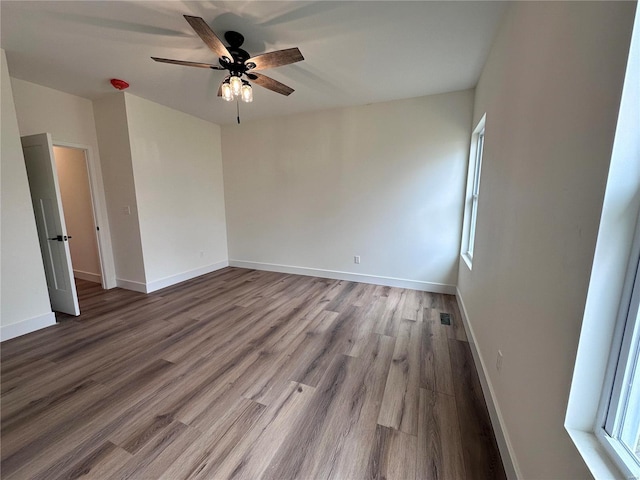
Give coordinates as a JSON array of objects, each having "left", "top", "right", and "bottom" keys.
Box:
[
  {"left": 288, "top": 305, "right": 360, "bottom": 387},
  {"left": 172, "top": 305, "right": 272, "bottom": 365},
  {"left": 242, "top": 310, "right": 340, "bottom": 405},
  {"left": 0, "top": 359, "right": 58, "bottom": 398},
  {"left": 112, "top": 420, "right": 201, "bottom": 479},
  {"left": 103, "top": 356, "right": 223, "bottom": 447},
  {"left": 121, "top": 309, "right": 306, "bottom": 432},
  {"left": 319, "top": 333, "right": 397, "bottom": 479},
  {"left": 1, "top": 378, "right": 102, "bottom": 434},
  {"left": 45, "top": 316, "right": 166, "bottom": 364},
  {"left": 263, "top": 355, "right": 358, "bottom": 479},
  {"left": 449, "top": 338, "right": 506, "bottom": 480},
  {"left": 26, "top": 440, "right": 129, "bottom": 480},
  {"left": 271, "top": 274, "right": 323, "bottom": 301},
  {"left": 264, "top": 334, "right": 396, "bottom": 480},
  {"left": 253, "top": 273, "right": 301, "bottom": 299},
  {"left": 378, "top": 319, "right": 422, "bottom": 435},
  {"left": 402, "top": 289, "right": 427, "bottom": 322},
  {"left": 8, "top": 354, "right": 215, "bottom": 479},
  {"left": 366, "top": 425, "right": 417, "bottom": 480},
  {"left": 2, "top": 359, "right": 178, "bottom": 478},
  {"left": 325, "top": 280, "right": 359, "bottom": 312},
  {"left": 117, "top": 353, "right": 257, "bottom": 434},
  {"left": 353, "top": 283, "right": 379, "bottom": 308},
  {"left": 420, "top": 308, "right": 454, "bottom": 396},
  {"left": 417, "top": 388, "right": 466, "bottom": 480},
  {"left": 377, "top": 285, "right": 392, "bottom": 298},
  {"left": 374, "top": 287, "right": 407, "bottom": 337},
  {"left": 1, "top": 381, "right": 110, "bottom": 464},
  {"left": 211, "top": 381, "right": 317, "bottom": 480},
  {"left": 426, "top": 292, "right": 445, "bottom": 310},
  {"left": 158, "top": 307, "right": 250, "bottom": 364},
  {"left": 1, "top": 318, "right": 123, "bottom": 370},
  {"left": 159, "top": 398, "right": 266, "bottom": 480},
  {"left": 443, "top": 294, "right": 467, "bottom": 342},
  {"left": 65, "top": 441, "right": 132, "bottom": 479},
  {"left": 89, "top": 320, "right": 204, "bottom": 384},
  {"left": 4, "top": 318, "right": 181, "bottom": 397},
  {"left": 266, "top": 302, "right": 330, "bottom": 354},
  {"left": 344, "top": 297, "right": 380, "bottom": 358},
  {"left": 178, "top": 364, "right": 263, "bottom": 431}
]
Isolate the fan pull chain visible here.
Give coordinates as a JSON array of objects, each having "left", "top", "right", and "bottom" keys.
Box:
[{"left": 236, "top": 99, "right": 240, "bottom": 124}]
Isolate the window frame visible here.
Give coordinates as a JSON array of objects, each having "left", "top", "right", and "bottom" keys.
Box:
[
  {"left": 461, "top": 114, "right": 486, "bottom": 269},
  {"left": 596, "top": 212, "right": 640, "bottom": 479}
]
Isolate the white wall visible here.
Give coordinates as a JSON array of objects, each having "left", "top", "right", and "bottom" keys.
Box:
[
  {"left": 124, "top": 93, "right": 228, "bottom": 291},
  {"left": 456, "top": 2, "right": 635, "bottom": 478},
  {"left": 93, "top": 93, "right": 146, "bottom": 288},
  {"left": 54, "top": 146, "right": 102, "bottom": 283},
  {"left": 11, "top": 78, "right": 116, "bottom": 288},
  {"left": 0, "top": 49, "right": 54, "bottom": 340},
  {"left": 222, "top": 90, "right": 473, "bottom": 292}
]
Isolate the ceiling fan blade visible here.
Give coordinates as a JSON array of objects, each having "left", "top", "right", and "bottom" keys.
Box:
[
  {"left": 246, "top": 47, "right": 304, "bottom": 71},
  {"left": 151, "top": 57, "right": 224, "bottom": 69},
  {"left": 183, "top": 15, "right": 233, "bottom": 61},
  {"left": 249, "top": 72, "right": 294, "bottom": 96}
]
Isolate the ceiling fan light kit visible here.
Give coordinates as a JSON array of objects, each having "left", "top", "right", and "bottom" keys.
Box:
[{"left": 151, "top": 15, "right": 303, "bottom": 120}]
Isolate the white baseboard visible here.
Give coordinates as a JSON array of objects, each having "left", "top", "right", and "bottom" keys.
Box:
[
  {"left": 229, "top": 260, "right": 456, "bottom": 294},
  {"left": 145, "top": 261, "right": 230, "bottom": 293},
  {"left": 115, "top": 278, "right": 147, "bottom": 293},
  {"left": 455, "top": 288, "right": 520, "bottom": 480},
  {"left": 115, "top": 261, "right": 230, "bottom": 294},
  {"left": 74, "top": 269, "right": 101, "bottom": 284},
  {"left": 1, "top": 311, "right": 57, "bottom": 342}
]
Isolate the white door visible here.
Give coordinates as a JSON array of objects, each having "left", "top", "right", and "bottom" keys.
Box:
[{"left": 22, "top": 133, "right": 80, "bottom": 316}]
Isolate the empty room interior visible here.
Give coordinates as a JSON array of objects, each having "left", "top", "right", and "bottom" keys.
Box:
[{"left": 1, "top": 1, "right": 640, "bottom": 479}]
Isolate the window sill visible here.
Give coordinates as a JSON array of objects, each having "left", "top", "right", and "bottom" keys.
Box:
[
  {"left": 461, "top": 253, "right": 473, "bottom": 271},
  {"left": 566, "top": 428, "right": 627, "bottom": 480}
]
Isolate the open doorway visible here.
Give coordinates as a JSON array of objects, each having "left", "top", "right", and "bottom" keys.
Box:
[
  {"left": 53, "top": 145, "right": 103, "bottom": 286},
  {"left": 22, "top": 132, "right": 111, "bottom": 318}
]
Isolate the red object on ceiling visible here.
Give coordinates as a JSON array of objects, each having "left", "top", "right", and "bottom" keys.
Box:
[{"left": 110, "top": 78, "right": 129, "bottom": 90}]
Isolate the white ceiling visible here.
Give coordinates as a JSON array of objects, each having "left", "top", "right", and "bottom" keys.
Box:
[{"left": 1, "top": 1, "right": 506, "bottom": 125}]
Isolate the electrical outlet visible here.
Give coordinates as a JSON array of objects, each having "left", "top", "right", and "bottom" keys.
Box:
[
  {"left": 354, "top": 255, "right": 361, "bottom": 264},
  {"left": 496, "top": 350, "right": 503, "bottom": 373},
  {"left": 122, "top": 205, "right": 131, "bottom": 215}
]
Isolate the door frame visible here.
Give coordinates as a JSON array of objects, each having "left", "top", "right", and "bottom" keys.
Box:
[{"left": 53, "top": 140, "right": 115, "bottom": 289}]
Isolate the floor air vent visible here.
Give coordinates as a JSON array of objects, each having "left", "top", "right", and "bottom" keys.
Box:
[{"left": 440, "top": 313, "right": 451, "bottom": 325}]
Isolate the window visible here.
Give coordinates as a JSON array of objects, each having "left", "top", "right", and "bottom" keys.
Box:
[
  {"left": 597, "top": 216, "right": 640, "bottom": 479},
  {"left": 462, "top": 115, "right": 486, "bottom": 267}
]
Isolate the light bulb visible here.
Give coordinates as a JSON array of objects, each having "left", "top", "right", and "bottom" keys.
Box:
[
  {"left": 221, "top": 81, "right": 233, "bottom": 101},
  {"left": 230, "top": 76, "right": 242, "bottom": 96},
  {"left": 241, "top": 83, "right": 253, "bottom": 103}
]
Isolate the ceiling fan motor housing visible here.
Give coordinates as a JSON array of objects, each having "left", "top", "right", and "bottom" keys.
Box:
[{"left": 220, "top": 31, "right": 253, "bottom": 76}]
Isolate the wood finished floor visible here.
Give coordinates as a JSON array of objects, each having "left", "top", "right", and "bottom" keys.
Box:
[{"left": 1, "top": 268, "right": 505, "bottom": 480}]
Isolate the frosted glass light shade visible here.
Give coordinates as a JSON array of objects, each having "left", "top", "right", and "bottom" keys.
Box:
[
  {"left": 230, "top": 76, "right": 242, "bottom": 96},
  {"left": 221, "top": 82, "right": 233, "bottom": 101},
  {"left": 241, "top": 84, "right": 253, "bottom": 103}
]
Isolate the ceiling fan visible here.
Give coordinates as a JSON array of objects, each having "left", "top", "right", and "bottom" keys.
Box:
[{"left": 152, "top": 15, "right": 304, "bottom": 107}]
